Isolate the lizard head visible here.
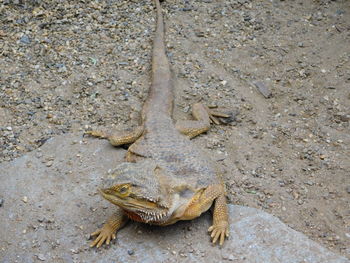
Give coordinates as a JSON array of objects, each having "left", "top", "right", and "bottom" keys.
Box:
[{"left": 99, "top": 160, "right": 175, "bottom": 223}]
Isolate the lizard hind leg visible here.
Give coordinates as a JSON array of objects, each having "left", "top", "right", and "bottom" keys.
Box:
[
  {"left": 175, "top": 103, "right": 231, "bottom": 138},
  {"left": 85, "top": 126, "right": 144, "bottom": 147}
]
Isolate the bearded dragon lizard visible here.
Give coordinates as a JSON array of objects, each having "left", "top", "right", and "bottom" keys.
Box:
[{"left": 88, "top": 0, "right": 230, "bottom": 248}]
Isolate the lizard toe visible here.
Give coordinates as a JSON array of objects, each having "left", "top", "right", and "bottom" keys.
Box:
[
  {"left": 208, "top": 221, "right": 229, "bottom": 246},
  {"left": 90, "top": 225, "right": 117, "bottom": 248}
]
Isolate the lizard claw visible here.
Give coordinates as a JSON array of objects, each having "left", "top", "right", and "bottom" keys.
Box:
[
  {"left": 208, "top": 221, "right": 229, "bottom": 246},
  {"left": 90, "top": 225, "right": 117, "bottom": 248},
  {"left": 207, "top": 108, "right": 236, "bottom": 125}
]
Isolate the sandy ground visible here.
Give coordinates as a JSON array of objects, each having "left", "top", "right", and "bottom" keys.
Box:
[{"left": 0, "top": 0, "right": 349, "bottom": 259}]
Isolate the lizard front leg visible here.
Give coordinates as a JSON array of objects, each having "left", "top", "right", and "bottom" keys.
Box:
[
  {"left": 86, "top": 126, "right": 144, "bottom": 146},
  {"left": 90, "top": 208, "right": 128, "bottom": 248},
  {"left": 208, "top": 191, "right": 229, "bottom": 246},
  {"left": 182, "top": 184, "right": 229, "bottom": 245}
]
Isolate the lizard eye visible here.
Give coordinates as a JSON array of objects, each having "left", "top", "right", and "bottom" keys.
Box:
[
  {"left": 119, "top": 186, "right": 127, "bottom": 193},
  {"left": 118, "top": 185, "right": 130, "bottom": 196}
]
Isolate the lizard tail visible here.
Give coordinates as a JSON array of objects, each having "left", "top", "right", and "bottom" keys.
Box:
[{"left": 145, "top": 0, "right": 173, "bottom": 117}]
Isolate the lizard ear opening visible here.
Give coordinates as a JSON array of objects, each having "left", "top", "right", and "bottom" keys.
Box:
[
  {"left": 154, "top": 165, "right": 172, "bottom": 189},
  {"left": 154, "top": 165, "right": 163, "bottom": 175},
  {"left": 154, "top": 165, "right": 169, "bottom": 183}
]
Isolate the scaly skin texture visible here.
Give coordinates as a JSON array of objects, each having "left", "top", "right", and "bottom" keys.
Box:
[{"left": 89, "top": 0, "right": 230, "bottom": 248}]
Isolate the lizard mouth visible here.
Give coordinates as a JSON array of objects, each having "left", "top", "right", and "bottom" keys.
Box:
[
  {"left": 125, "top": 209, "right": 169, "bottom": 223},
  {"left": 99, "top": 188, "right": 169, "bottom": 223}
]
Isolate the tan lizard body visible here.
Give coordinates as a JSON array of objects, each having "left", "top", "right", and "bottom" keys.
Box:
[{"left": 88, "top": 0, "right": 231, "bottom": 248}]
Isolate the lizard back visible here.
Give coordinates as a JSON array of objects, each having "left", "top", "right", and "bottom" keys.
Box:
[{"left": 129, "top": 0, "right": 217, "bottom": 188}]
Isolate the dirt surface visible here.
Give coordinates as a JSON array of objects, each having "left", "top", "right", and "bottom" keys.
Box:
[{"left": 0, "top": 0, "right": 349, "bottom": 259}]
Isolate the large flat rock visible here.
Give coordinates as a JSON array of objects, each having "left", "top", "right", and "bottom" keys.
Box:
[{"left": 0, "top": 134, "right": 348, "bottom": 263}]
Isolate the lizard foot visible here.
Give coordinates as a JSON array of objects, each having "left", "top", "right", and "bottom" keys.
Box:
[
  {"left": 90, "top": 225, "right": 117, "bottom": 248},
  {"left": 208, "top": 221, "right": 229, "bottom": 246},
  {"left": 206, "top": 106, "right": 236, "bottom": 125}
]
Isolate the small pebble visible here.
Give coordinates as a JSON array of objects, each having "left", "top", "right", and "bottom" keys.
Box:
[
  {"left": 254, "top": 81, "right": 271, "bottom": 98},
  {"left": 346, "top": 186, "right": 350, "bottom": 194},
  {"left": 22, "top": 196, "right": 28, "bottom": 203},
  {"left": 228, "top": 255, "right": 236, "bottom": 261},
  {"left": 20, "top": 35, "right": 31, "bottom": 44},
  {"left": 305, "top": 181, "right": 314, "bottom": 186},
  {"left": 127, "top": 249, "right": 135, "bottom": 255},
  {"left": 195, "top": 31, "right": 205, "bottom": 37},
  {"left": 36, "top": 254, "right": 46, "bottom": 261}
]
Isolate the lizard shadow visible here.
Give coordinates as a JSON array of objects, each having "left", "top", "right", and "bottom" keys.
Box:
[{"left": 114, "top": 211, "right": 213, "bottom": 248}]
